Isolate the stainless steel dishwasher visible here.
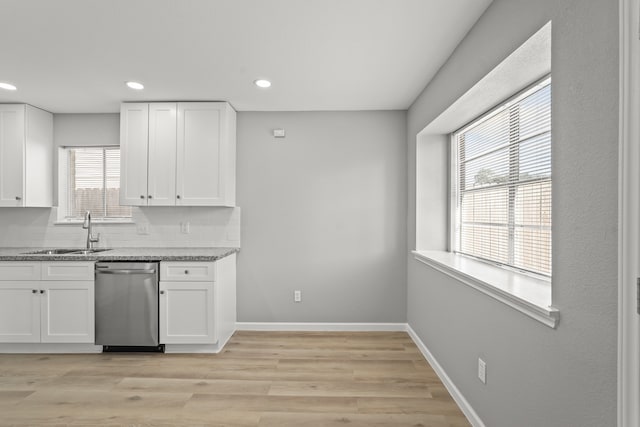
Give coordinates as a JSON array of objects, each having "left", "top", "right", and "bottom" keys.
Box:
[{"left": 95, "top": 262, "right": 163, "bottom": 351}]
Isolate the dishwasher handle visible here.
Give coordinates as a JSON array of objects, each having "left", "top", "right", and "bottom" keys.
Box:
[{"left": 96, "top": 269, "right": 157, "bottom": 275}]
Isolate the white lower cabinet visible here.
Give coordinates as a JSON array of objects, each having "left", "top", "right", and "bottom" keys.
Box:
[
  {"left": 0, "top": 281, "right": 40, "bottom": 343},
  {"left": 0, "top": 256, "right": 236, "bottom": 353},
  {"left": 160, "top": 281, "right": 215, "bottom": 344},
  {"left": 0, "top": 261, "right": 94, "bottom": 344},
  {"left": 39, "top": 280, "right": 94, "bottom": 343},
  {"left": 159, "top": 254, "right": 236, "bottom": 351}
]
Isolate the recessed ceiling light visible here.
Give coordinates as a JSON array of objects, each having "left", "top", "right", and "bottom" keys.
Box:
[
  {"left": 254, "top": 79, "right": 271, "bottom": 88},
  {"left": 126, "top": 81, "right": 144, "bottom": 90},
  {"left": 0, "top": 82, "right": 17, "bottom": 91}
]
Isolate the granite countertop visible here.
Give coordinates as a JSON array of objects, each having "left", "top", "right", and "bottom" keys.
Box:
[{"left": 0, "top": 247, "right": 239, "bottom": 262}]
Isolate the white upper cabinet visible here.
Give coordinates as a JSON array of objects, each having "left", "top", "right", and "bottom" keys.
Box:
[
  {"left": 0, "top": 104, "right": 53, "bottom": 207},
  {"left": 120, "top": 103, "right": 149, "bottom": 206},
  {"left": 148, "top": 103, "right": 178, "bottom": 206},
  {"left": 176, "top": 103, "right": 236, "bottom": 206},
  {"left": 120, "top": 101, "right": 236, "bottom": 207}
]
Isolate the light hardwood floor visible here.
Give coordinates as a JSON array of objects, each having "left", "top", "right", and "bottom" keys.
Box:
[{"left": 0, "top": 331, "right": 470, "bottom": 426}]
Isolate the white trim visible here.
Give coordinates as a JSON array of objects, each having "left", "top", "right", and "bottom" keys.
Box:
[
  {"left": 618, "top": 0, "right": 640, "bottom": 425},
  {"left": 0, "top": 343, "right": 102, "bottom": 353},
  {"left": 413, "top": 250, "right": 559, "bottom": 328},
  {"left": 406, "top": 325, "right": 485, "bottom": 427},
  {"left": 164, "top": 344, "right": 221, "bottom": 354},
  {"left": 235, "top": 322, "right": 408, "bottom": 332},
  {"left": 216, "top": 327, "right": 235, "bottom": 352}
]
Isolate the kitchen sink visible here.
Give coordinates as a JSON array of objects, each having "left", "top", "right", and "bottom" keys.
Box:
[
  {"left": 69, "top": 249, "right": 112, "bottom": 255},
  {"left": 23, "top": 249, "right": 80, "bottom": 255},
  {"left": 22, "top": 248, "right": 112, "bottom": 255}
]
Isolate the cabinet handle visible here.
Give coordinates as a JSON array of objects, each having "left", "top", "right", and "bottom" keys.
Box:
[
  {"left": 160, "top": 290, "right": 165, "bottom": 295},
  {"left": 184, "top": 270, "right": 189, "bottom": 274},
  {"left": 140, "top": 195, "right": 145, "bottom": 199},
  {"left": 32, "top": 289, "right": 37, "bottom": 294},
  {"left": 40, "top": 290, "right": 45, "bottom": 294},
  {"left": 176, "top": 195, "right": 181, "bottom": 199},
  {"left": 15, "top": 196, "right": 21, "bottom": 201},
  {"left": 148, "top": 195, "right": 153, "bottom": 199},
  {"left": 97, "top": 269, "right": 156, "bottom": 275}
]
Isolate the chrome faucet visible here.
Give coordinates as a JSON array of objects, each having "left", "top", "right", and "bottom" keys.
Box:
[{"left": 82, "top": 211, "right": 100, "bottom": 249}]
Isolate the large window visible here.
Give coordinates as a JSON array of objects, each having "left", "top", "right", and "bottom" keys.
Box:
[
  {"left": 452, "top": 78, "right": 551, "bottom": 276},
  {"left": 63, "top": 147, "right": 131, "bottom": 220}
]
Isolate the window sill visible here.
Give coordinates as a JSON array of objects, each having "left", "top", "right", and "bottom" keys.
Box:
[{"left": 412, "top": 250, "right": 559, "bottom": 328}]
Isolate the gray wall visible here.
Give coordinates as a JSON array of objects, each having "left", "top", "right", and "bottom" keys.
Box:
[
  {"left": 407, "top": 1, "right": 618, "bottom": 426},
  {"left": 237, "top": 111, "right": 407, "bottom": 323}
]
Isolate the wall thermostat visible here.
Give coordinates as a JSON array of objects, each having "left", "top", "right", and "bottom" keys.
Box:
[{"left": 273, "top": 129, "right": 286, "bottom": 138}]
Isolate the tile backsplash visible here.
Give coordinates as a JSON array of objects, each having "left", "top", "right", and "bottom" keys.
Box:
[{"left": 0, "top": 206, "right": 240, "bottom": 248}]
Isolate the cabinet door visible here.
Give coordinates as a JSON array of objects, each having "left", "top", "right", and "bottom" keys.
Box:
[
  {"left": 159, "top": 281, "right": 216, "bottom": 344},
  {"left": 120, "top": 103, "right": 149, "bottom": 206},
  {"left": 0, "top": 282, "right": 40, "bottom": 343},
  {"left": 176, "top": 102, "right": 230, "bottom": 206},
  {"left": 148, "top": 103, "right": 177, "bottom": 205},
  {"left": 24, "top": 105, "right": 53, "bottom": 207},
  {"left": 40, "top": 281, "right": 95, "bottom": 343},
  {"left": 0, "top": 105, "right": 25, "bottom": 206}
]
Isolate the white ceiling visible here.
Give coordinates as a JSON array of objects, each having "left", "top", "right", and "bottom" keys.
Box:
[{"left": 0, "top": 0, "right": 492, "bottom": 113}]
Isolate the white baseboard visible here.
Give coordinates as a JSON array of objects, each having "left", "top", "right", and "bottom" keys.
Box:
[
  {"left": 164, "top": 344, "right": 220, "bottom": 354},
  {"left": 406, "top": 325, "right": 485, "bottom": 427},
  {"left": 235, "top": 322, "right": 408, "bottom": 332},
  {"left": 0, "top": 343, "right": 102, "bottom": 353}
]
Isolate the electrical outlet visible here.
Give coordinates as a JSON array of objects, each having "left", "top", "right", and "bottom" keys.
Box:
[
  {"left": 136, "top": 223, "right": 150, "bottom": 235},
  {"left": 180, "top": 221, "right": 190, "bottom": 234},
  {"left": 294, "top": 290, "right": 301, "bottom": 302},
  {"left": 478, "top": 358, "right": 487, "bottom": 384}
]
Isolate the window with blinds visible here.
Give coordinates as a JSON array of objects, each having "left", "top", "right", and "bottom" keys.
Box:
[
  {"left": 453, "top": 77, "right": 551, "bottom": 277},
  {"left": 66, "top": 147, "right": 131, "bottom": 220}
]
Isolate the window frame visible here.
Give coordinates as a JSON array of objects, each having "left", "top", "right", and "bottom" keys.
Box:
[
  {"left": 412, "top": 23, "right": 557, "bottom": 328},
  {"left": 449, "top": 76, "right": 552, "bottom": 280},
  {"left": 56, "top": 145, "right": 133, "bottom": 224}
]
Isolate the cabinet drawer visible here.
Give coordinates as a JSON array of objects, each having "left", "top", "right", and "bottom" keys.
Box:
[
  {"left": 161, "top": 262, "right": 215, "bottom": 282},
  {"left": 41, "top": 262, "right": 94, "bottom": 281},
  {"left": 0, "top": 262, "right": 41, "bottom": 281}
]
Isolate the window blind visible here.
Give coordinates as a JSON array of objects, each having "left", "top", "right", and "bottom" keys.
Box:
[
  {"left": 454, "top": 78, "right": 551, "bottom": 276},
  {"left": 67, "top": 147, "right": 131, "bottom": 219}
]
